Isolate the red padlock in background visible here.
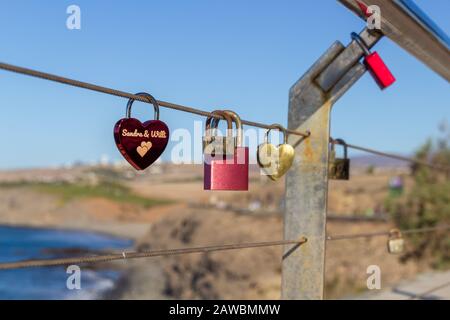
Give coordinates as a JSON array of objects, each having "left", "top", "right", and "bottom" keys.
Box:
[
  {"left": 351, "top": 32, "right": 396, "bottom": 90},
  {"left": 204, "top": 110, "right": 249, "bottom": 191}
]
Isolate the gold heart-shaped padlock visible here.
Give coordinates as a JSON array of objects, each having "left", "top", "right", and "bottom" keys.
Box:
[{"left": 257, "top": 124, "right": 295, "bottom": 181}]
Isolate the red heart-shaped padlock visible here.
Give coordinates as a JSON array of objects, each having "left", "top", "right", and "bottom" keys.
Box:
[{"left": 114, "top": 93, "right": 169, "bottom": 170}]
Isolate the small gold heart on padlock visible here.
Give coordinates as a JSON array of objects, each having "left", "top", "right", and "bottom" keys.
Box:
[
  {"left": 136, "top": 141, "right": 152, "bottom": 158},
  {"left": 143, "top": 141, "right": 152, "bottom": 150},
  {"left": 257, "top": 143, "right": 295, "bottom": 181}
]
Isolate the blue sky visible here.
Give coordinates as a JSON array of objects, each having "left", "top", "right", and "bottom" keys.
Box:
[{"left": 0, "top": 0, "right": 448, "bottom": 169}]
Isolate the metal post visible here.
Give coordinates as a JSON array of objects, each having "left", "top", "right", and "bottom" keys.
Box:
[{"left": 282, "top": 29, "right": 382, "bottom": 300}]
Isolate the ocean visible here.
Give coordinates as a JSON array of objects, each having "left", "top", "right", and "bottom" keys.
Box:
[{"left": 0, "top": 225, "right": 133, "bottom": 300}]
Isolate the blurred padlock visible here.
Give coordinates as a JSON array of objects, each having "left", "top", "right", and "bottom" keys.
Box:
[
  {"left": 387, "top": 229, "right": 404, "bottom": 254},
  {"left": 351, "top": 32, "right": 396, "bottom": 90},
  {"left": 203, "top": 110, "right": 234, "bottom": 156},
  {"left": 329, "top": 139, "right": 350, "bottom": 180},
  {"left": 204, "top": 110, "right": 249, "bottom": 191}
]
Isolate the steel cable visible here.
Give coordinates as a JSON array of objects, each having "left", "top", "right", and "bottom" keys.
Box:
[
  {"left": 0, "top": 238, "right": 307, "bottom": 270},
  {"left": 327, "top": 225, "right": 450, "bottom": 241},
  {"left": 1, "top": 225, "right": 448, "bottom": 270},
  {"left": 0, "top": 62, "right": 309, "bottom": 137},
  {"left": 330, "top": 138, "right": 450, "bottom": 173},
  {"left": 408, "top": 281, "right": 450, "bottom": 300},
  {"left": 0, "top": 61, "right": 448, "bottom": 172}
]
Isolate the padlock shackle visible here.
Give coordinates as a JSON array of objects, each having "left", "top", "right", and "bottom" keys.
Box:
[
  {"left": 265, "top": 124, "right": 288, "bottom": 144},
  {"left": 205, "top": 110, "right": 233, "bottom": 138},
  {"left": 331, "top": 138, "right": 348, "bottom": 159},
  {"left": 389, "top": 228, "right": 403, "bottom": 239},
  {"left": 211, "top": 112, "right": 233, "bottom": 131},
  {"left": 351, "top": 32, "right": 371, "bottom": 56},
  {"left": 223, "top": 110, "right": 243, "bottom": 147},
  {"left": 126, "top": 92, "right": 160, "bottom": 120}
]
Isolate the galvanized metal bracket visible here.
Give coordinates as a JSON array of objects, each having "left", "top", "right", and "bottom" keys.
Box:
[{"left": 282, "top": 28, "right": 382, "bottom": 300}]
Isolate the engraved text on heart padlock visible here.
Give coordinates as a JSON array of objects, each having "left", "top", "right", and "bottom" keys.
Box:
[
  {"left": 257, "top": 124, "right": 294, "bottom": 181},
  {"left": 114, "top": 92, "right": 169, "bottom": 170}
]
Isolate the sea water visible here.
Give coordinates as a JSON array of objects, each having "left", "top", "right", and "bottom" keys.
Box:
[{"left": 0, "top": 226, "right": 133, "bottom": 300}]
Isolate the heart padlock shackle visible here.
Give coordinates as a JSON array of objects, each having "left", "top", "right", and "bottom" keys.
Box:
[
  {"left": 329, "top": 139, "right": 350, "bottom": 180},
  {"left": 204, "top": 110, "right": 249, "bottom": 191},
  {"left": 351, "top": 32, "right": 396, "bottom": 90},
  {"left": 387, "top": 228, "right": 405, "bottom": 254},
  {"left": 203, "top": 110, "right": 234, "bottom": 156},
  {"left": 114, "top": 92, "right": 170, "bottom": 171},
  {"left": 257, "top": 124, "right": 295, "bottom": 181}
]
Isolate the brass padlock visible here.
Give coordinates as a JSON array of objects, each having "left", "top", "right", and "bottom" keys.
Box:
[
  {"left": 387, "top": 229, "right": 404, "bottom": 254},
  {"left": 329, "top": 139, "right": 350, "bottom": 180},
  {"left": 257, "top": 124, "right": 295, "bottom": 181},
  {"left": 203, "top": 110, "right": 235, "bottom": 156}
]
